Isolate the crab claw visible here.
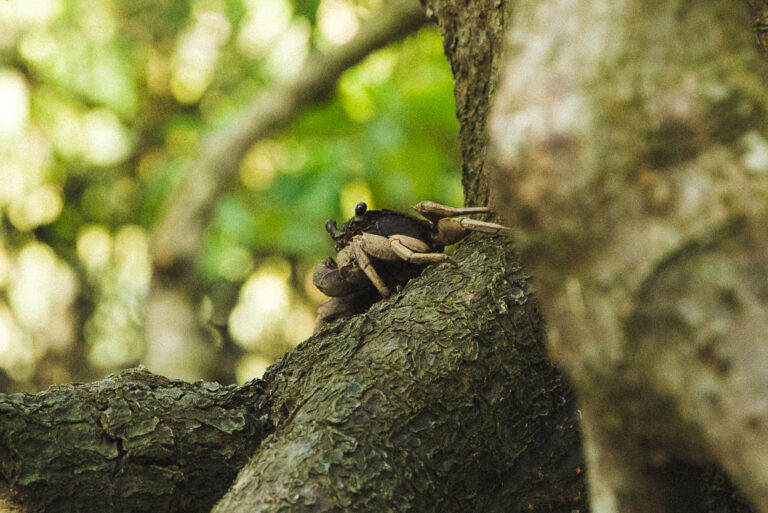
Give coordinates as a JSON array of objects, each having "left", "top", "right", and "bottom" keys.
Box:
[
  {"left": 325, "top": 219, "right": 344, "bottom": 239},
  {"left": 313, "top": 257, "right": 360, "bottom": 297}
]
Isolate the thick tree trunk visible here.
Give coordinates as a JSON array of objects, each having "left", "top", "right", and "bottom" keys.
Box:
[
  {"left": 212, "top": 1, "right": 584, "bottom": 511},
  {"left": 489, "top": 0, "right": 768, "bottom": 512},
  {"left": 214, "top": 236, "right": 583, "bottom": 512}
]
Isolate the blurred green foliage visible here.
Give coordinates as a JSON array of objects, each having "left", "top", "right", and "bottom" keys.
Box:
[{"left": 0, "top": 0, "right": 460, "bottom": 391}]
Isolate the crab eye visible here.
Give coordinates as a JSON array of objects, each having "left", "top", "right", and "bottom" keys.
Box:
[
  {"left": 354, "top": 202, "right": 367, "bottom": 217},
  {"left": 325, "top": 219, "right": 336, "bottom": 234}
]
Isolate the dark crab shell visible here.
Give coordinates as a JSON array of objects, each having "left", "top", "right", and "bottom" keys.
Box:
[
  {"left": 323, "top": 205, "right": 445, "bottom": 294},
  {"left": 330, "top": 208, "right": 438, "bottom": 252}
]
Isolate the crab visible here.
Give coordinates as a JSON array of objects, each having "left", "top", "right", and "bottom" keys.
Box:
[{"left": 313, "top": 201, "right": 512, "bottom": 325}]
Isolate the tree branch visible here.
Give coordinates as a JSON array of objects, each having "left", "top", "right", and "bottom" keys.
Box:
[
  {"left": 0, "top": 239, "right": 587, "bottom": 513},
  {"left": 0, "top": 368, "right": 270, "bottom": 513},
  {"left": 419, "top": 0, "right": 507, "bottom": 208},
  {"left": 212, "top": 235, "right": 585, "bottom": 513}
]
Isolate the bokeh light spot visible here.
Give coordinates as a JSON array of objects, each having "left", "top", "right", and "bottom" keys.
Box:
[
  {"left": 240, "top": 141, "right": 278, "bottom": 190},
  {"left": 77, "top": 225, "right": 112, "bottom": 271},
  {"left": 0, "top": 0, "right": 62, "bottom": 28},
  {"left": 742, "top": 131, "right": 768, "bottom": 174},
  {"left": 0, "top": 69, "right": 30, "bottom": 142},
  {"left": 284, "top": 306, "right": 315, "bottom": 346},
  {"left": 114, "top": 225, "right": 151, "bottom": 291},
  {"left": 235, "top": 354, "right": 273, "bottom": 382},
  {"left": 0, "top": 304, "right": 34, "bottom": 382},
  {"left": 340, "top": 181, "right": 373, "bottom": 217},
  {"left": 318, "top": 0, "right": 359, "bottom": 46},
  {"left": 80, "top": 109, "right": 132, "bottom": 166},
  {"left": 171, "top": 10, "right": 230, "bottom": 104},
  {"left": 237, "top": 0, "right": 292, "bottom": 57},
  {"left": 217, "top": 246, "right": 254, "bottom": 282},
  {"left": 265, "top": 21, "right": 309, "bottom": 80},
  {"left": 77, "top": 0, "right": 117, "bottom": 42},
  {"left": 9, "top": 242, "right": 78, "bottom": 340},
  {"left": 7, "top": 185, "right": 63, "bottom": 231},
  {"left": 229, "top": 258, "right": 291, "bottom": 350}
]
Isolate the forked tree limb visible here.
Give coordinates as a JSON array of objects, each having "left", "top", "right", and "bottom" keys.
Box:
[
  {"left": 211, "top": 235, "right": 585, "bottom": 513},
  {"left": 0, "top": 238, "right": 586, "bottom": 513}
]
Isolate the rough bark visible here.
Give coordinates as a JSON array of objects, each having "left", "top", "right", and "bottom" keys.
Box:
[
  {"left": 1, "top": 1, "right": 587, "bottom": 512},
  {"left": 489, "top": 0, "right": 768, "bottom": 512},
  {"left": 213, "top": 235, "right": 583, "bottom": 512},
  {"left": 0, "top": 368, "right": 270, "bottom": 513},
  {"left": 420, "top": 0, "right": 507, "bottom": 207},
  {"left": 211, "top": 1, "right": 587, "bottom": 510},
  {"left": 0, "top": 238, "right": 584, "bottom": 513},
  {"left": 17, "top": 0, "right": 765, "bottom": 512}
]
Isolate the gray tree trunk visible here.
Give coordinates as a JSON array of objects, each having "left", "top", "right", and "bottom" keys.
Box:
[{"left": 489, "top": 0, "right": 768, "bottom": 512}]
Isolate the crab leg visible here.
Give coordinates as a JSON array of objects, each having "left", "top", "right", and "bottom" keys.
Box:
[
  {"left": 389, "top": 236, "right": 458, "bottom": 267},
  {"left": 313, "top": 258, "right": 366, "bottom": 297},
  {"left": 315, "top": 288, "right": 380, "bottom": 330},
  {"left": 436, "top": 217, "right": 512, "bottom": 245},
  {"left": 351, "top": 237, "right": 391, "bottom": 297},
  {"left": 413, "top": 201, "right": 490, "bottom": 221}
]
